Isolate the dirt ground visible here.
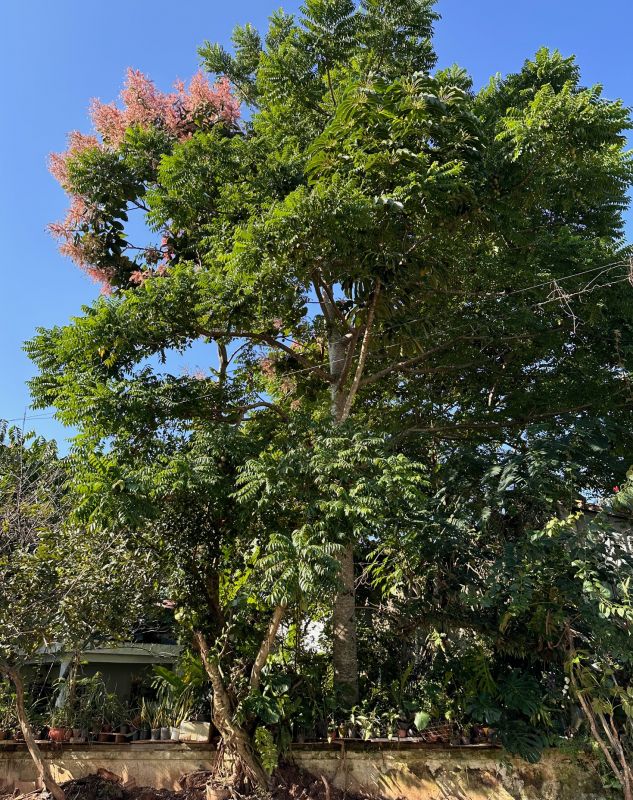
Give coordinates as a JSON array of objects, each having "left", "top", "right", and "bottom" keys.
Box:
[{"left": 1, "top": 765, "right": 373, "bottom": 800}]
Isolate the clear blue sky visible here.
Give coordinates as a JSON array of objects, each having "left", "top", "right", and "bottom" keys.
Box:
[{"left": 1, "top": 0, "right": 632, "bottom": 447}]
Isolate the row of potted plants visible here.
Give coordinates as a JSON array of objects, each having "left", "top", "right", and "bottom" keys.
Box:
[
  {"left": 43, "top": 669, "right": 195, "bottom": 744},
  {"left": 138, "top": 698, "right": 183, "bottom": 741},
  {"left": 45, "top": 697, "right": 189, "bottom": 743},
  {"left": 0, "top": 660, "right": 205, "bottom": 745}
]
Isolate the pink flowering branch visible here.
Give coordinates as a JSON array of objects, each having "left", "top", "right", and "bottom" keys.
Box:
[
  {"left": 48, "top": 68, "right": 240, "bottom": 291},
  {"left": 90, "top": 69, "right": 240, "bottom": 146}
]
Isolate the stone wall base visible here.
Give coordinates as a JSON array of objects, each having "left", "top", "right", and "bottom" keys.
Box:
[
  {"left": 0, "top": 742, "right": 216, "bottom": 793},
  {"left": 289, "top": 743, "right": 607, "bottom": 800},
  {"left": 0, "top": 741, "right": 607, "bottom": 799}
]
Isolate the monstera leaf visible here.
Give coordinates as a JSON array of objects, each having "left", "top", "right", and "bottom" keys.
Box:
[{"left": 498, "top": 720, "right": 548, "bottom": 763}]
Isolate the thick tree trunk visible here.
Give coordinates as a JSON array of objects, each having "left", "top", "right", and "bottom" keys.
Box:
[
  {"left": 331, "top": 542, "right": 359, "bottom": 705},
  {"left": 7, "top": 667, "right": 66, "bottom": 800},
  {"left": 329, "top": 325, "right": 360, "bottom": 705},
  {"left": 195, "top": 632, "right": 270, "bottom": 792}
]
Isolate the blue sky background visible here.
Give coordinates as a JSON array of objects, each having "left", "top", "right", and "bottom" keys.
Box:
[{"left": 1, "top": 0, "right": 632, "bottom": 447}]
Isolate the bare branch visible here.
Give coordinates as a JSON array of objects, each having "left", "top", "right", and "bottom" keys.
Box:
[
  {"left": 314, "top": 275, "right": 353, "bottom": 332},
  {"left": 340, "top": 279, "right": 381, "bottom": 421},
  {"left": 199, "top": 327, "right": 332, "bottom": 384}
]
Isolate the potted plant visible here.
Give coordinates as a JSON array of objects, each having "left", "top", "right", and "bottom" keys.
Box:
[
  {"left": 65, "top": 700, "right": 88, "bottom": 744},
  {"left": 76, "top": 699, "right": 91, "bottom": 744},
  {"left": 325, "top": 714, "right": 339, "bottom": 742},
  {"left": 128, "top": 709, "right": 141, "bottom": 741},
  {"left": 139, "top": 699, "right": 152, "bottom": 740},
  {"left": 350, "top": 707, "right": 380, "bottom": 741},
  {"left": 94, "top": 689, "right": 122, "bottom": 743},
  {"left": 165, "top": 693, "right": 193, "bottom": 741},
  {"left": 114, "top": 707, "right": 130, "bottom": 744},
  {"left": 151, "top": 666, "right": 196, "bottom": 742},
  {"left": 169, "top": 717, "right": 181, "bottom": 742},
  {"left": 381, "top": 708, "right": 400, "bottom": 740},
  {"left": 49, "top": 707, "right": 71, "bottom": 743},
  {"left": 159, "top": 703, "right": 170, "bottom": 741},
  {"left": 144, "top": 701, "right": 162, "bottom": 741}
]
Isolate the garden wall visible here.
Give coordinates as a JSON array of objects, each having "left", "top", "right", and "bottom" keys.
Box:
[
  {"left": 0, "top": 742, "right": 216, "bottom": 794},
  {"left": 290, "top": 742, "right": 607, "bottom": 800},
  {"left": 0, "top": 741, "right": 607, "bottom": 799}
]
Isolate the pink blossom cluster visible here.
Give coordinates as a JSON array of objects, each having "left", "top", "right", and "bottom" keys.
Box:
[
  {"left": 48, "top": 69, "right": 238, "bottom": 289},
  {"left": 90, "top": 68, "right": 240, "bottom": 146},
  {"left": 49, "top": 131, "right": 100, "bottom": 190},
  {"left": 129, "top": 263, "right": 169, "bottom": 285},
  {"left": 48, "top": 132, "right": 112, "bottom": 287}
]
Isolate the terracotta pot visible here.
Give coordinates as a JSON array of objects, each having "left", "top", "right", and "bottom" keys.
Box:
[
  {"left": 397, "top": 728, "right": 408, "bottom": 739},
  {"left": 48, "top": 727, "right": 67, "bottom": 743},
  {"left": 0, "top": 730, "right": 6, "bottom": 741},
  {"left": 114, "top": 733, "right": 126, "bottom": 744},
  {"left": 98, "top": 732, "right": 112, "bottom": 743}
]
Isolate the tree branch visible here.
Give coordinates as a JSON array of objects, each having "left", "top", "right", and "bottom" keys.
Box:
[
  {"left": 340, "top": 280, "right": 381, "bottom": 421},
  {"left": 250, "top": 604, "right": 287, "bottom": 693},
  {"left": 396, "top": 403, "right": 600, "bottom": 439},
  {"left": 259, "top": 335, "right": 332, "bottom": 383},
  {"left": 314, "top": 275, "right": 353, "bottom": 332},
  {"left": 360, "top": 331, "right": 563, "bottom": 389},
  {"left": 199, "top": 327, "right": 332, "bottom": 384},
  {"left": 335, "top": 326, "right": 362, "bottom": 395},
  {"left": 217, "top": 342, "right": 228, "bottom": 388}
]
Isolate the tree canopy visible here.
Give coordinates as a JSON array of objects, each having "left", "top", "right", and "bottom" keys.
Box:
[{"left": 22, "top": 0, "right": 633, "bottom": 792}]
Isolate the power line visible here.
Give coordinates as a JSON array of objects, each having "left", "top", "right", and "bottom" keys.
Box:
[
  {"left": 254, "top": 265, "right": 633, "bottom": 383},
  {"left": 4, "top": 412, "right": 59, "bottom": 424},
  {"left": 302, "top": 258, "right": 627, "bottom": 305}
]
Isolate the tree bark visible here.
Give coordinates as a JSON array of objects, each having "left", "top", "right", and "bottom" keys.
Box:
[
  {"left": 6, "top": 667, "right": 66, "bottom": 800},
  {"left": 331, "top": 542, "right": 359, "bottom": 705},
  {"left": 328, "top": 321, "right": 360, "bottom": 705},
  {"left": 250, "top": 604, "right": 286, "bottom": 693},
  {"left": 567, "top": 632, "right": 632, "bottom": 800},
  {"left": 195, "top": 631, "right": 270, "bottom": 792},
  {"left": 601, "top": 712, "right": 633, "bottom": 800},
  {"left": 318, "top": 278, "right": 381, "bottom": 707}
]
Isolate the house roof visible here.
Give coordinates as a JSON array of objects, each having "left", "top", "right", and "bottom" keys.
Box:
[{"left": 35, "top": 642, "right": 182, "bottom": 665}]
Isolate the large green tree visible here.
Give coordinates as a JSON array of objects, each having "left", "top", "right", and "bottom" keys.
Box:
[{"left": 30, "top": 0, "right": 633, "bottom": 715}]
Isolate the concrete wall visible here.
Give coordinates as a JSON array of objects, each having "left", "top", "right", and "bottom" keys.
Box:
[
  {"left": 289, "top": 742, "right": 607, "bottom": 800},
  {"left": 0, "top": 741, "right": 608, "bottom": 799},
  {"left": 0, "top": 742, "right": 216, "bottom": 794}
]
